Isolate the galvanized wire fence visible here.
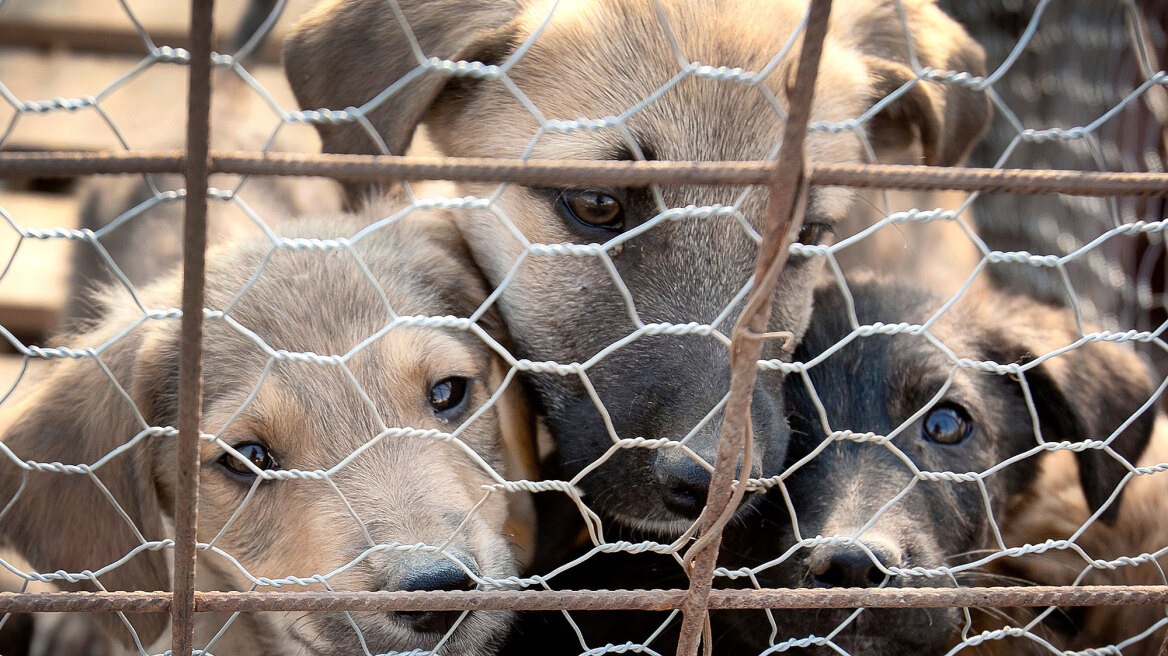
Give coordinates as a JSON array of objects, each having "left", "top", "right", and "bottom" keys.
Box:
[{"left": 0, "top": 0, "right": 1167, "bottom": 655}]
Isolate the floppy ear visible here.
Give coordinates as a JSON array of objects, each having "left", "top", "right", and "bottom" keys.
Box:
[
  {"left": 0, "top": 307, "right": 180, "bottom": 648},
  {"left": 283, "top": 0, "right": 519, "bottom": 159},
  {"left": 837, "top": 1, "right": 991, "bottom": 165},
  {"left": 982, "top": 293, "right": 1158, "bottom": 524},
  {"left": 1020, "top": 342, "right": 1157, "bottom": 524}
]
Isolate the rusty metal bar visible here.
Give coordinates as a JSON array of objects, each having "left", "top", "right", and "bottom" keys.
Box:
[
  {"left": 5, "top": 586, "right": 1168, "bottom": 614},
  {"left": 2, "top": 151, "right": 1168, "bottom": 196},
  {"left": 171, "top": 0, "right": 214, "bottom": 654},
  {"left": 675, "top": 2, "right": 834, "bottom": 655},
  {"left": 0, "top": 151, "right": 186, "bottom": 176},
  {"left": 0, "top": 592, "right": 172, "bottom": 613}
]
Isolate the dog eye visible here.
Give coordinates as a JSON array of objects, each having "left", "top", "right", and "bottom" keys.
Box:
[
  {"left": 429, "top": 377, "right": 470, "bottom": 414},
  {"left": 797, "top": 221, "right": 834, "bottom": 246},
  {"left": 219, "top": 442, "right": 277, "bottom": 478},
  {"left": 557, "top": 190, "right": 624, "bottom": 230},
  {"left": 922, "top": 405, "right": 972, "bottom": 445}
]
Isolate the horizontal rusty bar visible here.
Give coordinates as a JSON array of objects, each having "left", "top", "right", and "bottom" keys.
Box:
[
  {"left": 3, "top": 585, "right": 1167, "bottom": 614},
  {"left": 210, "top": 152, "right": 772, "bottom": 186},
  {"left": 0, "top": 591, "right": 171, "bottom": 613},
  {"left": 1, "top": 151, "right": 1168, "bottom": 196},
  {"left": 813, "top": 163, "right": 1168, "bottom": 197},
  {"left": 0, "top": 151, "right": 186, "bottom": 176}
]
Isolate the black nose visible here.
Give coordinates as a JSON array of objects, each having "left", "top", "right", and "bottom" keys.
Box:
[
  {"left": 653, "top": 450, "right": 712, "bottom": 518},
  {"left": 808, "top": 541, "right": 900, "bottom": 588},
  {"left": 393, "top": 557, "right": 479, "bottom": 634}
]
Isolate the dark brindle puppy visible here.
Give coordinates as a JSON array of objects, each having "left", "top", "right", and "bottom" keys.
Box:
[
  {"left": 283, "top": 0, "right": 991, "bottom": 536},
  {"left": 711, "top": 278, "right": 1157, "bottom": 655}
]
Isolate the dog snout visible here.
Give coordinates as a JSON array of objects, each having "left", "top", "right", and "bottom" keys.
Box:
[
  {"left": 652, "top": 416, "right": 770, "bottom": 519},
  {"left": 652, "top": 448, "right": 713, "bottom": 518},
  {"left": 807, "top": 539, "right": 903, "bottom": 588},
  {"left": 391, "top": 554, "right": 479, "bottom": 634}
]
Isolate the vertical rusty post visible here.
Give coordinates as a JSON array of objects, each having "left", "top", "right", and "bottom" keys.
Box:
[
  {"left": 172, "top": 0, "right": 214, "bottom": 653},
  {"left": 673, "top": 1, "right": 833, "bottom": 654}
]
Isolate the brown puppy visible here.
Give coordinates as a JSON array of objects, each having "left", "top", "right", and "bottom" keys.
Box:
[
  {"left": 710, "top": 276, "right": 1157, "bottom": 655},
  {"left": 282, "top": 0, "right": 992, "bottom": 536},
  {"left": 0, "top": 203, "right": 531, "bottom": 655},
  {"left": 994, "top": 419, "right": 1168, "bottom": 656}
]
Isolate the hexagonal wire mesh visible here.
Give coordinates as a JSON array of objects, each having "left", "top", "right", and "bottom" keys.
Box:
[{"left": 0, "top": 0, "right": 1166, "bottom": 655}]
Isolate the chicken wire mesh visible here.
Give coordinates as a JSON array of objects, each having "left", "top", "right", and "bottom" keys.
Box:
[{"left": 0, "top": 0, "right": 1166, "bottom": 655}]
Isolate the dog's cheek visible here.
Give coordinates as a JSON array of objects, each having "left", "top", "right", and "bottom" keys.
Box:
[{"left": 771, "top": 256, "right": 825, "bottom": 343}]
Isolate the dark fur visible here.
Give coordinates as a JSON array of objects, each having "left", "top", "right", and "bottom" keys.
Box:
[{"left": 709, "top": 278, "right": 1157, "bottom": 654}]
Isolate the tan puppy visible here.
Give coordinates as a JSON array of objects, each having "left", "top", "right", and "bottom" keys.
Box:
[
  {"left": 283, "top": 0, "right": 992, "bottom": 537},
  {"left": 994, "top": 418, "right": 1168, "bottom": 656},
  {"left": 0, "top": 203, "right": 533, "bottom": 655}
]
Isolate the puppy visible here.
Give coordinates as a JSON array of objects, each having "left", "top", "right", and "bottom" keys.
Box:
[
  {"left": 0, "top": 203, "right": 531, "bottom": 655},
  {"left": 709, "top": 277, "right": 1156, "bottom": 655},
  {"left": 995, "top": 419, "right": 1168, "bottom": 655},
  {"left": 281, "top": 0, "right": 992, "bottom": 536}
]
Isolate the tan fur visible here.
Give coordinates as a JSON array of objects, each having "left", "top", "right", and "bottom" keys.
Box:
[
  {"left": 283, "top": 0, "right": 992, "bottom": 534},
  {"left": 993, "top": 417, "right": 1168, "bottom": 655},
  {"left": 832, "top": 189, "right": 984, "bottom": 297},
  {"left": 0, "top": 202, "right": 536, "bottom": 655}
]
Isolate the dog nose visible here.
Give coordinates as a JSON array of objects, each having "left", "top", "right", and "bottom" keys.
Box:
[
  {"left": 653, "top": 449, "right": 712, "bottom": 518},
  {"left": 393, "top": 556, "right": 479, "bottom": 634},
  {"left": 807, "top": 541, "right": 901, "bottom": 588}
]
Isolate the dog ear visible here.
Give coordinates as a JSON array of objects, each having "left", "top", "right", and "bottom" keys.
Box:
[
  {"left": 283, "top": 0, "right": 519, "bottom": 159},
  {"left": 837, "top": 1, "right": 991, "bottom": 165},
  {"left": 983, "top": 298, "right": 1158, "bottom": 524},
  {"left": 1021, "top": 342, "right": 1157, "bottom": 524},
  {"left": 0, "top": 306, "right": 180, "bottom": 647}
]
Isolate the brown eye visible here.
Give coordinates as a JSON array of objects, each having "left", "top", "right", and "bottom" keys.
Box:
[
  {"left": 429, "top": 377, "right": 470, "bottom": 414},
  {"left": 219, "top": 442, "right": 277, "bottom": 479},
  {"left": 797, "top": 221, "right": 834, "bottom": 246},
  {"left": 558, "top": 190, "right": 624, "bottom": 230},
  {"left": 922, "top": 405, "right": 972, "bottom": 445}
]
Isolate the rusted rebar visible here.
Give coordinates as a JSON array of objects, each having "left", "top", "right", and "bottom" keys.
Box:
[
  {"left": 674, "top": 2, "right": 833, "bottom": 655},
  {"left": 1, "top": 151, "right": 1168, "bottom": 196},
  {"left": 172, "top": 0, "right": 213, "bottom": 654},
  {"left": 4, "top": 586, "right": 1168, "bottom": 613}
]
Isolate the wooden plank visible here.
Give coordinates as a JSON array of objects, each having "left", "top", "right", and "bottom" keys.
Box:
[
  {"left": 0, "top": 0, "right": 321, "bottom": 57},
  {"left": 0, "top": 21, "right": 280, "bottom": 64},
  {"left": 0, "top": 52, "right": 301, "bottom": 153},
  {"left": 0, "top": 191, "right": 81, "bottom": 338}
]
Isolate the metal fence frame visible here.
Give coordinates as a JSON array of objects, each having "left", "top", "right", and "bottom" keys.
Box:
[{"left": 2, "top": 0, "right": 1168, "bottom": 655}]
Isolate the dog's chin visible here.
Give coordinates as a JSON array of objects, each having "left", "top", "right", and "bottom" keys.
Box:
[
  {"left": 603, "top": 490, "right": 761, "bottom": 540},
  {"left": 822, "top": 608, "right": 962, "bottom": 656},
  {"left": 605, "top": 509, "right": 699, "bottom": 540},
  {"left": 298, "top": 608, "right": 515, "bottom": 656}
]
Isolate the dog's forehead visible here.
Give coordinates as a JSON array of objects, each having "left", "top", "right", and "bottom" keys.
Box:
[
  {"left": 500, "top": 0, "right": 868, "bottom": 162},
  {"left": 516, "top": 0, "right": 804, "bottom": 72}
]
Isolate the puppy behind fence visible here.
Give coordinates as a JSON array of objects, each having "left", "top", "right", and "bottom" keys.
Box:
[{"left": 0, "top": 1, "right": 1163, "bottom": 653}]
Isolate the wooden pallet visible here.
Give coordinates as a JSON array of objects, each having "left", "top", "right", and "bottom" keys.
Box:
[
  {"left": 0, "top": 0, "right": 321, "bottom": 63},
  {"left": 0, "top": 0, "right": 328, "bottom": 342},
  {"left": 0, "top": 190, "right": 81, "bottom": 343},
  {"left": 0, "top": 51, "right": 303, "bottom": 154}
]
